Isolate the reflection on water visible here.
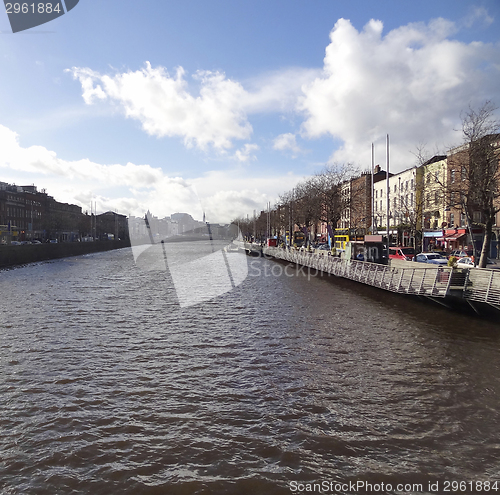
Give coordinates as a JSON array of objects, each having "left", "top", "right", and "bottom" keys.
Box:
[{"left": 0, "top": 247, "right": 499, "bottom": 494}]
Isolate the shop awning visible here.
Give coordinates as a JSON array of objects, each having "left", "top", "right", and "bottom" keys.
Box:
[
  {"left": 423, "top": 231, "right": 444, "bottom": 238},
  {"left": 446, "top": 233, "right": 466, "bottom": 241},
  {"left": 437, "top": 233, "right": 466, "bottom": 242}
]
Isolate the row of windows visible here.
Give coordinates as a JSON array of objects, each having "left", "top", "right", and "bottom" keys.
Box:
[
  {"left": 373, "top": 169, "right": 472, "bottom": 198},
  {"left": 0, "top": 219, "right": 30, "bottom": 229},
  {"left": 374, "top": 194, "right": 415, "bottom": 212},
  {"left": 426, "top": 170, "right": 443, "bottom": 184},
  {"left": 375, "top": 179, "right": 415, "bottom": 199},
  {"left": 4, "top": 207, "right": 42, "bottom": 218},
  {"left": 449, "top": 168, "right": 468, "bottom": 184},
  {"left": 424, "top": 167, "right": 469, "bottom": 185}
]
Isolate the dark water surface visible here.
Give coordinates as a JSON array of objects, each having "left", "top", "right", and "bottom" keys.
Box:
[{"left": 1, "top": 247, "right": 499, "bottom": 494}]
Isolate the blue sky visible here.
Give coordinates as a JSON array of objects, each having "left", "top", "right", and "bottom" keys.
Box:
[{"left": 1, "top": 0, "right": 500, "bottom": 222}]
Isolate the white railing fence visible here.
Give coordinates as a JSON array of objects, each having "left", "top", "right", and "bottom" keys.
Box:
[
  {"left": 262, "top": 246, "right": 452, "bottom": 298},
  {"left": 235, "top": 242, "right": 500, "bottom": 309}
]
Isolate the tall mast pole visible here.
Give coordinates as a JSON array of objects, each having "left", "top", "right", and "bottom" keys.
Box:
[
  {"left": 386, "top": 134, "right": 390, "bottom": 253},
  {"left": 371, "top": 143, "right": 375, "bottom": 233}
]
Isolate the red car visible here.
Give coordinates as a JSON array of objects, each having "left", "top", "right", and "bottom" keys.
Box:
[{"left": 388, "top": 246, "right": 415, "bottom": 261}]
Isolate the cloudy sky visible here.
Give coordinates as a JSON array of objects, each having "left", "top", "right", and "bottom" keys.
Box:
[{"left": 1, "top": 0, "right": 499, "bottom": 223}]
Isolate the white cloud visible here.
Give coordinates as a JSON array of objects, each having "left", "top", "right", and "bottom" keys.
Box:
[
  {"left": 191, "top": 169, "right": 301, "bottom": 223},
  {"left": 461, "top": 7, "right": 494, "bottom": 29},
  {"left": 299, "top": 17, "right": 500, "bottom": 170},
  {"left": 68, "top": 63, "right": 252, "bottom": 151},
  {"left": 243, "top": 67, "right": 321, "bottom": 113},
  {"left": 0, "top": 124, "right": 301, "bottom": 224},
  {"left": 273, "top": 133, "right": 303, "bottom": 157},
  {"left": 233, "top": 143, "right": 259, "bottom": 162},
  {"left": 0, "top": 124, "right": 163, "bottom": 187},
  {"left": 68, "top": 63, "right": 320, "bottom": 154},
  {"left": 66, "top": 17, "right": 500, "bottom": 174}
]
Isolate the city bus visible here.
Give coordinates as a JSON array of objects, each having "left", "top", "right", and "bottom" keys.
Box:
[
  {"left": 334, "top": 234, "right": 349, "bottom": 252},
  {"left": 293, "top": 231, "right": 306, "bottom": 247}
]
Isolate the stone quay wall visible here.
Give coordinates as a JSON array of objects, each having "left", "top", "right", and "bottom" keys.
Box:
[{"left": 0, "top": 240, "right": 130, "bottom": 269}]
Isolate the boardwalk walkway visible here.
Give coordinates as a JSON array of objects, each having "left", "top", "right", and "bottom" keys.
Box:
[{"left": 238, "top": 242, "right": 500, "bottom": 313}]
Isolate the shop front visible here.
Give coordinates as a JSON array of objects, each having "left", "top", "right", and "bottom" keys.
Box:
[
  {"left": 423, "top": 230, "right": 443, "bottom": 252},
  {"left": 437, "top": 228, "right": 468, "bottom": 253}
]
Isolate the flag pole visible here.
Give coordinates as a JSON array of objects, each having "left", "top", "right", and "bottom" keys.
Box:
[
  {"left": 386, "top": 134, "right": 390, "bottom": 256},
  {"left": 371, "top": 143, "right": 375, "bottom": 233}
]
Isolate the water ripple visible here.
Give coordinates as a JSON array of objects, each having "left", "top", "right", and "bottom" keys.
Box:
[{"left": 1, "top": 248, "right": 499, "bottom": 494}]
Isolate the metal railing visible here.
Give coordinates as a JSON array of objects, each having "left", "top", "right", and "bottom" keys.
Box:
[
  {"left": 236, "top": 242, "right": 500, "bottom": 309},
  {"left": 464, "top": 268, "right": 500, "bottom": 310},
  {"left": 262, "top": 246, "right": 453, "bottom": 298}
]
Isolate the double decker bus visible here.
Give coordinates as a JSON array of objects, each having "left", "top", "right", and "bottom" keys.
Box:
[
  {"left": 333, "top": 231, "right": 349, "bottom": 252},
  {"left": 292, "top": 231, "right": 306, "bottom": 247}
]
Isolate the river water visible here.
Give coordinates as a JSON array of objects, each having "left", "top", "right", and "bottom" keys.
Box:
[{"left": 0, "top": 245, "right": 499, "bottom": 495}]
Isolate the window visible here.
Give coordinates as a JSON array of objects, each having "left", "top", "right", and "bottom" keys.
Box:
[
  {"left": 450, "top": 213, "right": 455, "bottom": 226},
  {"left": 450, "top": 170, "right": 456, "bottom": 183}
]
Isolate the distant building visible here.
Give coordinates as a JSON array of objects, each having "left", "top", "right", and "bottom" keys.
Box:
[
  {"left": 0, "top": 182, "right": 82, "bottom": 243},
  {"left": 96, "top": 211, "right": 129, "bottom": 241},
  {"left": 372, "top": 165, "right": 421, "bottom": 247},
  {"left": 171, "top": 212, "right": 205, "bottom": 234},
  {"left": 0, "top": 181, "right": 129, "bottom": 244}
]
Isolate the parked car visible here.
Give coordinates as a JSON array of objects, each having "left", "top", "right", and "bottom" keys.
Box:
[
  {"left": 388, "top": 246, "right": 415, "bottom": 261},
  {"left": 10, "top": 241, "right": 21, "bottom": 245},
  {"left": 456, "top": 257, "right": 500, "bottom": 270},
  {"left": 449, "top": 249, "right": 473, "bottom": 259},
  {"left": 316, "top": 244, "right": 331, "bottom": 251},
  {"left": 414, "top": 252, "right": 448, "bottom": 265},
  {"left": 429, "top": 250, "right": 447, "bottom": 257}
]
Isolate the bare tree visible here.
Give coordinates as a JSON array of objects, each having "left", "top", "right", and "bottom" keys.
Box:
[
  {"left": 447, "top": 101, "right": 500, "bottom": 268},
  {"left": 238, "top": 162, "right": 358, "bottom": 248},
  {"left": 313, "top": 162, "right": 359, "bottom": 235},
  {"left": 276, "top": 177, "right": 323, "bottom": 246},
  {"left": 293, "top": 178, "right": 323, "bottom": 243},
  {"left": 448, "top": 101, "right": 500, "bottom": 267}
]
